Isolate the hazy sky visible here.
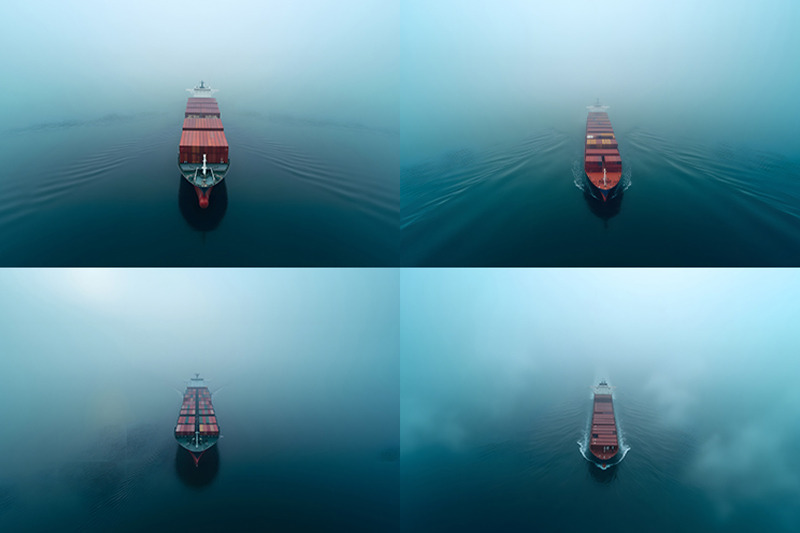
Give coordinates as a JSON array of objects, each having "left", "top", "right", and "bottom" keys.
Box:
[
  {"left": 1, "top": 267, "right": 798, "bottom": 515},
  {"left": 398, "top": 268, "right": 800, "bottom": 520},
  {"left": 2, "top": 1, "right": 398, "bottom": 127},
  {"left": 0, "top": 268, "right": 399, "bottom": 469},
  {"left": 402, "top": 0, "right": 800, "bottom": 158},
  {"left": 400, "top": 269, "right": 800, "bottom": 459},
  {"left": 4, "top": 2, "right": 797, "bottom": 156}
]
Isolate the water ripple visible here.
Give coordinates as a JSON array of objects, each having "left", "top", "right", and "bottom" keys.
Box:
[
  {"left": 402, "top": 130, "right": 568, "bottom": 230},
  {"left": 626, "top": 129, "right": 800, "bottom": 220},
  {"left": 0, "top": 126, "right": 174, "bottom": 227},
  {"left": 7, "top": 112, "right": 165, "bottom": 134},
  {"left": 237, "top": 135, "right": 397, "bottom": 225}
]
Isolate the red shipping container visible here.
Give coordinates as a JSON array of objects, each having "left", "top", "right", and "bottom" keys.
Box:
[
  {"left": 185, "top": 112, "right": 221, "bottom": 118},
  {"left": 585, "top": 149, "right": 620, "bottom": 156},
  {"left": 179, "top": 130, "right": 229, "bottom": 164},
  {"left": 186, "top": 107, "right": 220, "bottom": 113}
]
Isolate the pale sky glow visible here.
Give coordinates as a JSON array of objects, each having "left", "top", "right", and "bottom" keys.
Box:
[
  {"left": 0, "top": 268, "right": 399, "bottom": 466},
  {"left": 1, "top": 0, "right": 398, "bottom": 128},
  {"left": 400, "top": 268, "right": 800, "bottom": 468},
  {"left": 0, "top": 267, "right": 797, "bottom": 517},
  {"left": 402, "top": 0, "right": 800, "bottom": 158}
]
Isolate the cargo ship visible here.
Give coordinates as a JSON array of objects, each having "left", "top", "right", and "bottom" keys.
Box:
[
  {"left": 179, "top": 81, "right": 229, "bottom": 208},
  {"left": 174, "top": 374, "right": 220, "bottom": 467},
  {"left": 589, "top": 380, "right": 619, "bottom": 467},
  {"left": 584, "top": 100, "right": 622, "bottom": 201}
]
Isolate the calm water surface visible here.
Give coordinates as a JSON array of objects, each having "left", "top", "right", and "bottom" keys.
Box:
[
  {"left": 0, "top": 110, "right": 398, "bottom": 266},
  {"left": 402, "top": 126, "right": 800, "bottom": 266},
  {"left": 0, "top": 387, "right": 398, "bottom": 532},
  {"left": 402, "top": 378, "right": 800, "bottom": 533}
]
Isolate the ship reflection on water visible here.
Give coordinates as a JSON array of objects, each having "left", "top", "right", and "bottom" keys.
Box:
[
  {"left": 583, "top": 188, "right": 623, "bottom": 225},
  {"left": 178, "top": 176, "right": 228, "bottom": 232},
  {"left": 174, "top": 445, "right": 220, "bottom": 487}
]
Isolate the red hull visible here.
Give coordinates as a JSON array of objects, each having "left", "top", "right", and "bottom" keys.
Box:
[
  {"left": 584, "top": 110, "right": 622, "bottom": 201},
  {"left": 195, "top": 185, "right": 213, "bottom": 209},
  {"left": 190, "top": 450, "right": 205, "bottom": 467}
]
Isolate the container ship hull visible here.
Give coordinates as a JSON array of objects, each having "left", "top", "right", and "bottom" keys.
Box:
[
  {"left": 589, "top": 381, "right": 619, "bottom": 467},
  {"left": 175, "top": 375, "right": 220, "bottom": 467},
  {"left": 584, "top": 103, "right": 622, "bottom": 202},
  {"left": 178, "top": 82, "right": 229, "bottom": 208}
]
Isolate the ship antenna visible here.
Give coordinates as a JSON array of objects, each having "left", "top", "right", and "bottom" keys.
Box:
[{"left": 603, "top": 167, "right": 607, "bottom": 186}]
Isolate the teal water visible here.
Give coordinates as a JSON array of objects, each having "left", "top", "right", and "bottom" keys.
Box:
[
  {"left": 400, "top": 269, "right": 800, "bottom": 532},
  {"left": 403, "top": 379, "right": 800, "bottom": 533},
  {"left": 402, "top": 126, "right": 800, "bottom": 266},
  {"left": 0, "top": 269, "right": 400, "bottom": 532},
  {"left": 0, "top": 110, "right": 398, "bottom": 266}
]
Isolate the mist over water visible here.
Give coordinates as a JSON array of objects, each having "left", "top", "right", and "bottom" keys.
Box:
[
  {"left": 2, "top": 1, "right": 397, "bottom": 130},
  {"left": 401, "top": 269, "right": 800, "bottom": 532},
  {"left": 2, "top": 3, "right": 800, "bottom": 530},
  {"left": 0, "top": 269, "right": 399, "bottom": 532},
  {"left": 402, "top": 0, "right": 799, "bottom": 160},
  {"left": 400, "top": 1, "right": 800, "bottom": 266},
  {"left": 401, "top": 127, "right": 800, "bottom": 266},
  {"left": 0, "top": 1, "right": 398, "bottom": 266}
]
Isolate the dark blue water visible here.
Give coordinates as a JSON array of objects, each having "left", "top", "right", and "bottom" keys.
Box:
[
  {"left": 0, "top": 110, "right": 398, "bottom": 266},
  {"left": 0, "top": 383, "right": 399, "bottom": 532},
  {"left": 6, "top": 108, "right": 799, "bottom": 267},
  {"left": 402, "top": 380, "right": 800, "bottom": 533},
  {"left": 401, "top": 128, "right": 800, "bottom": 266},
  {"left": 0, "top": 268, "right": 400, "bottom": 532}
]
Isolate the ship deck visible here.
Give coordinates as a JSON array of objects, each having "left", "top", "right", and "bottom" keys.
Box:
[
  {"left": 590, "top": 393, "right": 618, "bottom": 460},
  {"left": 175, "top": 381, "right": 220, "bottom": 456},
  {"left": 179, "top": 163, "right": 230, "bottom": 188},
  {"left": 586, "top": 171, "right": 621, "bottom": 191},
  {"left": 584, "top": 111, "right": 621, "bottom": 197}
]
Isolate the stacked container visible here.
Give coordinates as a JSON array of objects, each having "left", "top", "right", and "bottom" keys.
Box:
[
  {"left": 182, "top": 117, "right": 224, "bottom": 131},
  {"left": 176, "top": 386, "right": 220, "bottom": 437},
  {"left": 176, "top": 391, "right": 196, "bottom": 436},
  {"left": 604, "top": 155, "right": 622, "bottom": 172},
  {"left": 197, "top": 387, "right": 220, "bottom": 435},
  {"left": 184, "top": 97, "right": 221, "bottom": 118},
  {"left": 584, "top": 111, "right": 621, "bottom": 176},
  {"left": 179, "top": 97, "right": 229, "bottom": 164},
  {"left": 590, "top": 394, "right": 618, "bottom": 451},
  {"left": 585, "top": 155, "right": 603, "bottom": 173}
]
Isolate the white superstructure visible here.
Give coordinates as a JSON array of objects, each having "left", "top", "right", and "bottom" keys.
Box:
[
  {"left": 186, "top": 80, "right": 218, "bottom": 98},
  {"left": 586, "top": 98, "right": 610, "bottom": 113}
]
